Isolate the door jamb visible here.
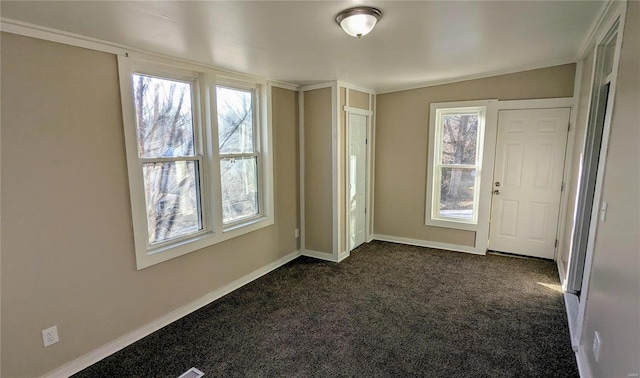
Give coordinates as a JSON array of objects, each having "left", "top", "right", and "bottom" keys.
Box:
[
  {"left": 344, "top": 106, "right": 373, "bottom": 252},
  {"left": 571, "top": 10, "right": 626, "bottom": 351}
]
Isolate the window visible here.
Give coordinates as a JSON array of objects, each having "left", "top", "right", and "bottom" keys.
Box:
[
  {"left": 132, "top": 73, "right": 204, "bottom": 245},
  {"left": 426, "top": 104, "right": 487, "bottom": 230},
  {"left": 119, "top": 57, "right": 273, "bottom": 269},
  {"left": 216, "top": 85, "right": 260, "bottom": 225}
]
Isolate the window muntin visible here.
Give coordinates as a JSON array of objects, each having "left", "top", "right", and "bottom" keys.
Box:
[
  {"left": 132, "top": 74, "right": 204, "bottom": 245},
  {"left": 430, "top": 106, "right": 485, "bottom": 225},
  {"left": 216, "top": 85, "right": 260, "bottom": 225}
]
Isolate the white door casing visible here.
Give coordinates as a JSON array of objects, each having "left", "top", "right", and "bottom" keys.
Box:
[
  {"left": 348, "top": 113, "right": 367, "bottom": 250},
  {"left": 489, "top": 108, "right": 571, "bottom": 259}
]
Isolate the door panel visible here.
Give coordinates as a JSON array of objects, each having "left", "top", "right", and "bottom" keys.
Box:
[
  {"left": 348, "top": 113, "right": 367, "bottom": 250},
  {"left": 489, "top": 108, "right": 570, "bottom": 259}
]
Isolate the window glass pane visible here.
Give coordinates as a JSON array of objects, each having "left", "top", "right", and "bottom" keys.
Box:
[
  {"left": 217, "top": 86, "right": 254, "bottom": 154},
  {"left": 221, "top": 156, "right": 258, "bottom": 223},
  {"left": 142, "top": 161, "right": 202, "bottom": 244},
  {"left": 133, "top": 74, "right": 195, "bottom": 158},
  {"left": 439, "top": 168, "right": 476, "bottom": 220},
  {"left": 441, "top": 114, "right": 478, "bottom": 165}
]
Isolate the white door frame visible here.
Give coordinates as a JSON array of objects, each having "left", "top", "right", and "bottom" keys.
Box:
[
  {"left": 344, "top": 106, "right": 372, "bottom": 252},
  {"left": 489, "top": 106, "right": 572, "bottom": 260},
  {"left": 494, "top": 98, "right": 576, "bottom": 261},
  {"left": 564, "top": 3, "right": 627, "bottom": 355}
]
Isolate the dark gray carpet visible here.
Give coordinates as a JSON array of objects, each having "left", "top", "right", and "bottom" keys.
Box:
[{"left": 74, "top": 241, "right": 578, "bottom": 377}]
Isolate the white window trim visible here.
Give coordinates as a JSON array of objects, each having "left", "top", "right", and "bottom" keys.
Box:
[
  {"left": 214, "top": 80, "right": 264, "bottom": 229},
  {"left": 426, "top": 101, "right": 497, "bottom": 233},
  {"left": 118, "top": 55, "right": 274, "bottom": 270}
]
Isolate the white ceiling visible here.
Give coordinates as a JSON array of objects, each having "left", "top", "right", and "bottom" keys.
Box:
[{"left": 1, "top": 1, "right": 605, "bottom": 92}]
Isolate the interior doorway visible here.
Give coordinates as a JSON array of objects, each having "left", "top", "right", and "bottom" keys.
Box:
[
  {"left": 347, "top": 111, "right": 369, "bottom": 251},
  {"left": 565, "top": 25, "right": 619, "bottom": 295},
  {"left": 489, "top": 108, "right": 571, "bottom": 259}
]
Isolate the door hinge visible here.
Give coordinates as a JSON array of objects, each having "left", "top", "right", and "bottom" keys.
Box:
[
  {"left": 555, "top": 239, "right": 559, "bottom": 248},
  {"left": 568, "top": 122, "right": 571, "bottom": 132},
  {"left": 365, "top": 207, "right": 367, "bottom": 214},
  {"left": 365, "top": 138, "right": 368, "bottom": 145},
  {"left": 561, "top": 182, "right": 565, "bottom": 192}
]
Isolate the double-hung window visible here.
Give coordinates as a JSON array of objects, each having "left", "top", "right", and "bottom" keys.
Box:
[
  {"left": 119, "top": 56, "right": 273, "bottom": 269},
  {"left": 426, "top": 103, "right": 487, "bottom": 230},
  {"left": 216, "top": 84, "right": 260, "bottom": 226},
  {"left": 132, "top": 72, "right": 205, "bottom": 246}
]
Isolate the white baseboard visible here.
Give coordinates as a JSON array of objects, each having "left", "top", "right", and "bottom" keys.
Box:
[
  {"left": 564, "top": 292, "right": 580, "bottom": 351},
  {"left": 372, "top": 234, "right": 484, "bottom": 255},
  {"left": 300, "top": 249, "right": 349, "bottom": 262},
  {"left": 41, "top": 250, "right": 300, "bottom": 378},
  {"left": 575, "top": 345, "right": 593, "bottom": 378},
  {"left": 557, "top": 256, "right": 568, "bottom": 289}
]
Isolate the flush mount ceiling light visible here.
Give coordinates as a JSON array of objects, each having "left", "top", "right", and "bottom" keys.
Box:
[{"left": 335, "top": 6, "right": 382, "bottom": 38}]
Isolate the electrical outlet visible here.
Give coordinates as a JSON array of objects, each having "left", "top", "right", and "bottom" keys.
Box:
[
  {"left": 295, "top": 228, "right": 299, "bottom": 238},
  {"left": 593, "top": 331, "right": 601, "bottom": 363},
  {"left": 42, "top": 326, "right": 59, "bottom": 347}
]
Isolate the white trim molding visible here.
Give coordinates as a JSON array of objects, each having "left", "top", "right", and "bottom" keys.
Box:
[
  {"left": 497, "top": 97, "right": 575, "bottom": 110},
  {"left": 343, "top": 106, "right": 373, "bottom": 116},
  {"left": 268, "top": 81, "right": 300, "bottom": 92},
  {"left": 336, "top": 80, "right": 377, "bottom": 95},
  {"left": 372, "top": 234, "right": 483, "bottom": 255},
  {"left": 573, "top": 5, "right": 627, "bottom": 351},
  {"left": 0, "top": 17, "right": 129, "bottom": 56},
  {"left": 40, "top": 250, "right": 300, "bottom": 378},
  {"left": 299, "top": 81, "right": 335, "bottom": 92},
  {"left": 298, "top": 90, "right": 306, "bottom": 253},
  {"left": 0, "top": 17, "right": 299, "bottom": 91},
  {"left": 332, "top": 82, "right": 340, "bottom": 260},
  {"left": 300, "top": 249, "right": 347, "bottom": 263},
  {"left": 575, "top": 344, "right": 594, "bottom": 378},
  {"left": 337, "top": 250, "right": 351, "bottom": 262},
  {"left": 563, "top": 291, "right": 581, "bottom": 350},
  {"left": 576, "top": 1, "right": 621, "bottom": 60}
]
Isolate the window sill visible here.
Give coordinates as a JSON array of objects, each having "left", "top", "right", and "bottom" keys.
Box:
[
  {"left": 136, "top": 215, "right": 274, "bottom": 270},
  {"left": 424, "top": 217, "right": 478, "bottom": 232}
]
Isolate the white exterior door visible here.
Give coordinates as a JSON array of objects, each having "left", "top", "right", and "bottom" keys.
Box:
[
  {"left": 489, "top": 108, "right": 570, "bottom": 259},
  {"left": 348, "top": 113, "right": 367, "bottom": 251}
]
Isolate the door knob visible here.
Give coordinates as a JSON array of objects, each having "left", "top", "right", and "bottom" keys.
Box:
[
  {"left": 493, "top": 190, "right": 501, "bottom": 195},
  {"left": 495, "top": 181, "right": 501, "bottom": 187}
]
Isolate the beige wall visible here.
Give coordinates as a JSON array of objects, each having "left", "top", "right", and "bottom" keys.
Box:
[
  {"left": 581, "top": 3, "right": 640, "bottom": 376},
  {"left": 272, "top": 87, "right": 301, "bottom": 252},
  {"left": 374, "top": 64, "right": 575, "bottom": 246},
  {"left": 303, "top": 87, "right": 333, "bottom": 254},
  {"left": 0, "top": 33, "right": 299, "bottom": 377},
  {"left": 349, "top": 89, "right": 370, "bottom": 110},
  {"left": 561, "top": 51, "right": 595, "bottom": 269}
]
